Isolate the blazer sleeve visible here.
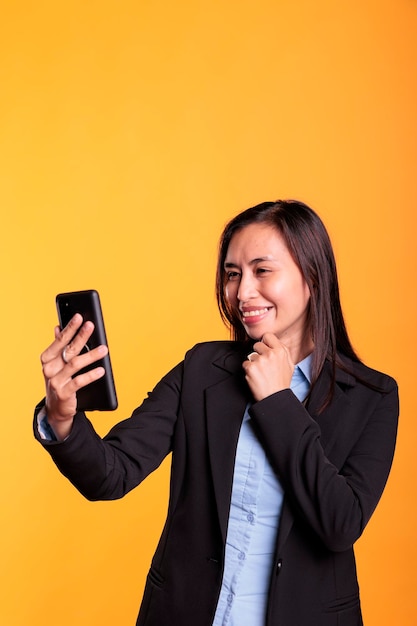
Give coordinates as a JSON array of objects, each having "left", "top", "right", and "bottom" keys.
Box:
[
  {"left": 33, "top": 360, "right": 184, "bottom": 501},
  {"left": 249, "top": 375, "right": 399, "bottom": 552}
]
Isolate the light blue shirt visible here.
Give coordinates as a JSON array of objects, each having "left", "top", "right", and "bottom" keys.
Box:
[{"left": 212, "top": 354, "right": 312, "bottom": 626}]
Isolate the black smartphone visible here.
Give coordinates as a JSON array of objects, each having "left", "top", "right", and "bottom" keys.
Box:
[{"left": 56, "top": 289, "right": 118, "bottom": 411}]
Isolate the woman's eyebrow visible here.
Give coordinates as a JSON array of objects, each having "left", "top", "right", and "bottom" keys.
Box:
[{"left": 224, "top": 256, "right": 275, "bottom": 268}]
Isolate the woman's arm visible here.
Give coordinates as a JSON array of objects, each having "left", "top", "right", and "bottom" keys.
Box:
[
  {"left": 249, "top": 376, "right": 399, "bottom": 552},
  {"left": 36, "top": 311, "right": 183, "bottom": 500}
]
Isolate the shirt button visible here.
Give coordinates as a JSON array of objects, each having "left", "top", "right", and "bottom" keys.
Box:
[
  {"left": 238, "top": 551, "right": 246, "bottom": 561},
  {"left": 227, "top": 593, "right": 233, "bottom": 605},
  {"left": 247, "top": 512, "right": 254, "bottom": 523}
]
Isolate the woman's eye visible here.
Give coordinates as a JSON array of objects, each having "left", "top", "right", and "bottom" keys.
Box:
[
  {"left": 256, "top": 267, "right": 270, "bottom": 275},
  {"left": 226, "top": 271, "right": 240, "bottom": 281}
]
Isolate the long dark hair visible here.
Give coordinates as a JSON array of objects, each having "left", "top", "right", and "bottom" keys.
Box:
[{"left": 216, "top": 200, "right": 361, "bottom": 406}]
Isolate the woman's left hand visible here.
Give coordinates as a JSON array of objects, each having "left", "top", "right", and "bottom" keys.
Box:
[{"left": 243, "top": 333, "right": 295, "bottom": 402}]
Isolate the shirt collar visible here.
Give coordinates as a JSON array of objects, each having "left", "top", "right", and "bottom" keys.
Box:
[{"left": 295, "top": 352, "right": 313, "bottom": 384}]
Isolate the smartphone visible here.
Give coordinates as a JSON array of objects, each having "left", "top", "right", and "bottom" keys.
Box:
[{"left": 56, "top": 289, "right": 118, "bottom": 411}]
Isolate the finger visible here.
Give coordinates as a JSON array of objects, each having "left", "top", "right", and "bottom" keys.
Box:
[
  {"left": 51, "top": 362, "right": 107, "bottom": 400},
  {"left": 60, "top": 344, "right": 108, "bottom": 378},
  {"left": 42, "top": 321, "right": 98, "bottom": 381},
  {"left": 252, "top": 340, "right": 268, "bottom": 356},
  {"left": 274, "top": 340, "right": 294, "bottom": 369},
  {"left": 57, "top": 313, "right": 85, "bottom": 344},
  {"left": 259, "top": 334, "right": 294, "bottom": 367},
  {"left": 60, "top": 320, "right": 96, "bottom": 363},
  {"left": 71, "top": 364, "right": 106, "bottom": 391},
  {"left": 45, "top": 343, "right": 108, "bottom": 397},
  {"left": 41, "top": 314, "right": 84, "bottom": 365},
  {"left": 260, "top": 333, "right": 280, "bottom": 348},
  {"left": 47, "top": 361, "right": 107, "bottom": 417}
]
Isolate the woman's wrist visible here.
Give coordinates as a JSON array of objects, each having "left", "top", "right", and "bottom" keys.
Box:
[{"left": 45, "top": 411, "right": 74, "bottom": 441}]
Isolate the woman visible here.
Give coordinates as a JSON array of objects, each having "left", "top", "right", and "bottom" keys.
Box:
[{"left": 35, "top": 200, "right": 399, "bottom": 626}]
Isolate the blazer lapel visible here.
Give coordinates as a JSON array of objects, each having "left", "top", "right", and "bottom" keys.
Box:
[{"left": 205, "top": 346, "right": 250, "bottom": 542}]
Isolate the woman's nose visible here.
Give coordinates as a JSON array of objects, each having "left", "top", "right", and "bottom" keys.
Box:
[{"left": 237, "top": 273, "right": 258, "bottom": 301}]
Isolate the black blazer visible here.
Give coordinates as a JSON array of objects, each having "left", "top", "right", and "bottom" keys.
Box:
[{"left": 35, "top": 341, "right": 399, "bottom": 626}]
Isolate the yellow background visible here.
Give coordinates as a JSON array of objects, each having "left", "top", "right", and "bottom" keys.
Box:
[{"left": 1, "top": 1, "right": 416, "bottom": 624}]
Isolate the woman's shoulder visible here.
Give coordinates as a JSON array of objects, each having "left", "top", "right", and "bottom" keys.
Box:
[
  {"left": 184, "top": 340, "right": 249, "bottom": 362},
  {"left": 340, "top": 354, "right": 398, "bottom": 392}
]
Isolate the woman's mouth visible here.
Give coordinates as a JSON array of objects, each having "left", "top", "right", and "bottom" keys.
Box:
[{"left": 240, "top": 307, "right": 271, "bottom": 324}]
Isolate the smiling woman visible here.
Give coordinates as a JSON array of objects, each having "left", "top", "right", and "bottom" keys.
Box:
[
  {"left": 35, "top": 199, "right": 398, "bottom": 626},
  {"left": 224, "top": 222, "right": 312, "bottom": 361},
  {"left": 217, "top": 200, "right": 357, "bottom": 405}
]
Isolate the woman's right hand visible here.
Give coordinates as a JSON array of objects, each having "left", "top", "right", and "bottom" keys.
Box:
[{"left": 40, "top": 313, "right": 108, "bottom": 440}]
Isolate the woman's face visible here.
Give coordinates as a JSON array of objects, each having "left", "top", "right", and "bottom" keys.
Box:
[{"left": 224, "top": 222, "right": 312, "bottom": 354}]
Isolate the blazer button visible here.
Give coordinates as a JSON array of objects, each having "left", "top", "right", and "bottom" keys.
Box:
[{"left": 276, "top": 559, "right": 283, "bottom": 575}]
